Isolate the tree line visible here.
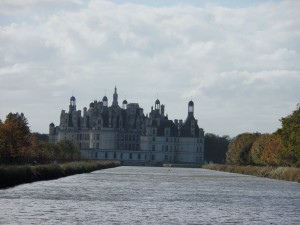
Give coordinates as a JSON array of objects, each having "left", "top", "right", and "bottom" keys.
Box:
[
  {"left": 226, "top": 104, "right": 300, "bottom": 167},
  {"left": 0, "top": 113, "right": 80, "bottom": 164}
]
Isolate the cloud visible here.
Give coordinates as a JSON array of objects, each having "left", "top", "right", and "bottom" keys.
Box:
[{"left": 0, "top": 0, "right": 299, "bottom": 136}]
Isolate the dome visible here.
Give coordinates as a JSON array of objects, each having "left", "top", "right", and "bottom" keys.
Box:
[
  {"left": 50, "top": 122, "right": 55, "bottom": 126},
  {"left": 90, "top": 102, "right": 94, "bottom": 108},
  {"left": 188, "top": 100, "right": 194, "bottom": 106},
  {"left": 70, "top": 96, "right": 76, "bottom": 101},
  {"left": 155, "top": 99, "right": 160, "bottom": 105},
  {"left": 123, "top": 100, "right": 128, "bottom": 104},
  {"left": 102, "top": 96, "right": 108, "bottom": 101}
]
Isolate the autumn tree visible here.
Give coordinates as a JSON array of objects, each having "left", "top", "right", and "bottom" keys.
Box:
[
  {"left": 226, "top": 132, "right": 260, "bottom": 165},
  {"left": 251, "top": 134, "right": 287, "bottom": 166},
  {"left": 0, "top": 113, "right": 32, "bottom": 163}
]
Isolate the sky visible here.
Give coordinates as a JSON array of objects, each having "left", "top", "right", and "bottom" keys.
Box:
[{"left": 0, "top": 0, "right": 299, "bottom": 137}]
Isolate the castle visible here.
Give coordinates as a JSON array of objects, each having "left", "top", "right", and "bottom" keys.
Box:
[{"left": 49, "top": 87, "right": 204, "bottom": 165}]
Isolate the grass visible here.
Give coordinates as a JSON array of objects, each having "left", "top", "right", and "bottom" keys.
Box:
[
  {"left": 202, "top": 164, "right": 300, "bottom": 182},
  {"left": 0, "top": 160, "right": 121, "bottom": 189}
]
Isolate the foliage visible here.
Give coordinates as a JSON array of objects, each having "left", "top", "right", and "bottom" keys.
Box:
[
  {"left": 0, "top": 113, "right": 31, "bottom": 163},
  {"left": 0, "top": 160, "right": 122, "bottom": 188},
  {"left": 202, "top": 164, "right": 300, "bottom": 182},
  {"left": 204, "top": 133, "right": 230, "bottom": 164},
  {"left": 250, "top": 134, "right": 287, "bottom": 166},
  {"left": 0, "top": 112, "right": 80, "bottom": 164},
  {"left": 33, "top": 132, "right": 49, "bottom": 142},
  {"left": 226, "top": 133, "right": 260, "bottom": 165},
  {"left": 278, "top": 104, "right": 300, "bottom": 166}
]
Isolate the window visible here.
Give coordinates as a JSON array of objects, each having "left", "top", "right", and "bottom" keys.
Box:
[
  {"left": 114, "top": 152, "right": 116, "bottom": 159},
  {"left": 120, "top": 153, "right": 123, "bottom": 159},
  {"left": 129, "top": 153, "right": 132, "bottom": 159},
  {"left": 165, "top": 145, "right": 168, "bottom": 151},
  {"left": 165, "top": 155, "right": 168, "bottom": 161},
  {"left": 138, "top": 153, "right": 141, "bottom": 159},
  {"left": 105, "top": 152, "right": 108, "bottom": 159},
  {"left": 152, "top": 137, "right": 155, "bottom": 142},
  {"left": 152, "top": 145, "right": 155, "bottom": 151},
  {"left": 152, "top": 155, "right": 155, "bottom": 160}
]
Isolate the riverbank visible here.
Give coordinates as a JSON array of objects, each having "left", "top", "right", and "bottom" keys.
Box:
[
  {"left": 0, "top": 160, "right": 121, "bottom": 189},
  {"left": 202, "top": 164, "right": 300, "bottom": 182}
]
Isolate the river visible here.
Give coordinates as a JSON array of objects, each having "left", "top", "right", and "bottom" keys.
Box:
[{"left": 0, "top": 166, "right": 299, "bottom": 224}]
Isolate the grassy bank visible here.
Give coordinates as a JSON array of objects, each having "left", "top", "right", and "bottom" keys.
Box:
[
  {"left": 202, "top": 164, "right": 300, "bottom": 182},
  {"left": 0, "top": 160, "right": 121, "bottom": 189}
]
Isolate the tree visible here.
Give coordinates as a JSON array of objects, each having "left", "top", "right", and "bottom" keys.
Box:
[
  {"left": 33, "top": 132, "right": 49, "bottom": 142},
  {"left": 56, "top": 140, "right": 80, "bottom": 161},
  {"left": 278, "top": 104, "right": 300, "bottom": 166},
  {"left": 0, "top": 113, "right": 32, "bottom": 163},
  {"left": 251, "top": 134, "right": 287, "bottom": 166},
  {"left": 204, "top": 133, "right": 230, "bottom": 163},
  {"left": 226, "top": 132, "right": 260, "bottom": 165}
]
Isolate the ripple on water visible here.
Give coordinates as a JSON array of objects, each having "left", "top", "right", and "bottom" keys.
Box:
[{"left": 0, "top": 166, "right": 299, "bottom": 225}]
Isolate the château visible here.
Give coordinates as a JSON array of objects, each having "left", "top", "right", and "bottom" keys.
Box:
[{"left": 49, "top": 87, "right": 204, "bottom": 165}]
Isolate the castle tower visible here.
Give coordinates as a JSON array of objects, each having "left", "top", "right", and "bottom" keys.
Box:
[
  {"left": 112, "top": 86, "right": 118, "bottom": 107},
  {"left": 103, "top": 95, "right": 108, "bottom": 107},
  {"left": 188, "top": 100, "right": 194, "bottom": 117},
  {"left": 49, "top": 122, "right": 55, "bottom": 135},
  {"left": 155, "top": 99, "right": 160, "bottom": 111},
  {"left": 122, "top": 99, "right": 128, "bottom": 109},
  {"left": 69, "top": 96, "right": 76, "bottom": 113}
]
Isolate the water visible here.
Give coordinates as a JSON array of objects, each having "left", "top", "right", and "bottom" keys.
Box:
[{"left": 0, "top": 166, "right": 299, "bottom": 225}]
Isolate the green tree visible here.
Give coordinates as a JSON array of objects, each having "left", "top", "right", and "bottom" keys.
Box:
[
  {"left": 33, "top": 132, "right": 49, "bottom": 142},
  {"left": 278, "top": 104, "right": 300, "bottom": 166},
  {"left": 56, "top": 140, "right": 80, "bottom": 161},
  {"left": 204, "top": 133, "right": 230, "bottom": 163},
  {"left": 226, "top": 132, "right": 260, "bottom": 165}
]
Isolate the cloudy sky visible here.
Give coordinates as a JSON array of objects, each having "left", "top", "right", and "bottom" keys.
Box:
[{"left": 0, "top": 0, "right": 299, "bottom": 137}]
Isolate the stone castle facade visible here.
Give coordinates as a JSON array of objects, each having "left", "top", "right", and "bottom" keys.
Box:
[{"left": 49, "top": 87, "right": 204, "bottom": 165}]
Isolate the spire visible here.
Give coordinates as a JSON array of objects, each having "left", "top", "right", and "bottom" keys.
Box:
[{"left": 113, "top": 86, "right": 118, "bottom": 106}]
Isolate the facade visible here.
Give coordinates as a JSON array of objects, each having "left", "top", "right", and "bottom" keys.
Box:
[{"left": 49, "top": 87, "right": 204, "bottom": 165}]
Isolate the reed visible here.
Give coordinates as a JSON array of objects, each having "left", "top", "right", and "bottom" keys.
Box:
[
  {"left": 202, "top": 164, "right": 300, "bottom": 182},
  {"left": 0, "top": 160, "right": 121, "bottom": 189}
]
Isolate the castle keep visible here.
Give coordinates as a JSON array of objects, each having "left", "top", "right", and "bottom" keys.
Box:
[{"left": 49, "top": 87, "right": 204, "bottom": 165}]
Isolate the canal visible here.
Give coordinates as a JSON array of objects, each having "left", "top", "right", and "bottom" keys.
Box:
[{"left": 0, "top": 166, "right": 299, "bottom": 224}]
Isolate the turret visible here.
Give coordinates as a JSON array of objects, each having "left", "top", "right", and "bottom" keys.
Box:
[
  {"left": 69, "top": 96, "right": 76, "bottom": 113},
  {"left": 188, "top": 100, "right": 194, "bottom": 117},
  {"left": 103, "top": 95, "right": 108, "bottom": 107},
  {"left": 49, "top": 122, "right": 55, "bottom": 135},
  {"left": 122, "top": 99, "right": 128, "bottom": 109},
  {"left": 155, "top": 99, "right": 160, "bottom": 110}
]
